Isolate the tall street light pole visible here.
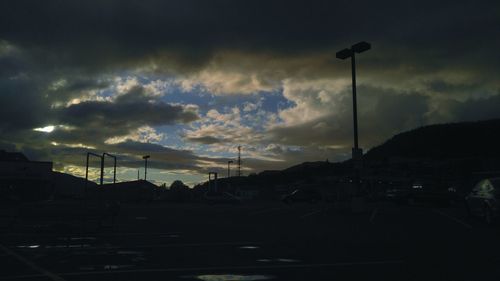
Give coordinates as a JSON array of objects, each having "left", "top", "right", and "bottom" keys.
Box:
[
  {"left": 227, "top": 160, "right": 233, "bottom": 178},
  {"left": 336, "top": 41, "right": 371, "bottom": 164},
  {"left": 142, "top": 155, "right": 150, "bottom": 181},
  {"left": 337, "top": 41, "right": 371, "bottom": 205}
]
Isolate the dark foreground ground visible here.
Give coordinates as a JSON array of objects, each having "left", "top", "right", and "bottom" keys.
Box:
[{"left": 1, "top": 200, "right": 500, "bottom": 281}]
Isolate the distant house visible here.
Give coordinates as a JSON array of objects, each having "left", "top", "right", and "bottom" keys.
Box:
[
  {"left": 101, "top": 180, "right": 158, "bottom": 202},
  {"left": 0, "top": 150, "right": 53, "bottom": 201}
]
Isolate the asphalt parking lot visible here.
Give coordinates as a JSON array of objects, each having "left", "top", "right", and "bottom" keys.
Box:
[{"left": 1, "top": 201, "right": 500, "bottom": 281}]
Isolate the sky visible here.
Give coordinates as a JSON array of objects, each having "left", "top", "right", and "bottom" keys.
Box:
[{"left": 1, "top": 0, "right": 499, "bottom": 186}]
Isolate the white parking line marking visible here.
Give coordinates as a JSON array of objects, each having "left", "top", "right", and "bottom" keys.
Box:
[
  {"left": 299, "top": 210, "right": 323, "bottom": 219},
  {"left": 249, "top": 207, "right": 283, "bottom": 216},
  {"left": 433, "top": 209, "right": 473, "bottom": 229},
  {"left": 54, "top": 260, "right": 405, "bottom": 277},
  {"left": 0, "top": 244, "right": 66, "bottom": 281},
  {"left": 0, "top": 273, "right": 47, "bottom": 280},
  {"left": 184, "top": 205, "right": 210, "bottom": 210},
  {"left": 369, "top": 208, "right": 379, "bottom": 224},
  {"left": 0, "top": 260, "right": 405, "bottom": 280},
  {"left": 139, "top": 241, "right": 258, "bottom": 248},
  {"left": 105, "top": 232, "right": 183, "bottom": 236},
  {"left": 21, "top": 241, "right": 259, "bottom": 251},
  {"left": 1, "top": 232, "right": 182, "bottom": 237}
]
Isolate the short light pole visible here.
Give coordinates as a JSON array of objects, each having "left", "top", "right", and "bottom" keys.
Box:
[
  {"left": 336, "top": 41, "right": 371, "bottom": 167},
  {"left": 227, "top": 160, "right": 233, "bottom": 178},
  {"left": 85, "top": 152, "right": 103, "bottom": 196},
  {"left": 142, "top": 155, "right": 150, "bottom": 181},
  {"left": 237, "top": 146, "right": 242, "bottom": 177},
  {"left": 209, "top": 172, "right": 218, "bottom": 193},
  {"left": 103, "top": 153, "right": 117, "bottom": 184}
]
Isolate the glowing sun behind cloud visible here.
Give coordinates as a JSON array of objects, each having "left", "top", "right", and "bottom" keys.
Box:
[{"left": 33, "top": 125, "right": 55, "bottom": 133}]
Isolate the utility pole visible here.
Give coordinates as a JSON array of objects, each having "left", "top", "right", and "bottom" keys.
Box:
[
  {"left": 227, "top": 160, "right": 233, "bottom": 178},
  {"left": 237, "top": 146, "right": 241, "bottom": 177},
  {"left": 142, "top": 155, "right": 150, "bottom": 181},
  {"left": 100, "top": 155, "right": 105, "bottom": 185}
]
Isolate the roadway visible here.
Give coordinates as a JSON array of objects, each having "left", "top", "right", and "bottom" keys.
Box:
[{"left": 1, "top": 201, "right": 500, "bottom": 280}]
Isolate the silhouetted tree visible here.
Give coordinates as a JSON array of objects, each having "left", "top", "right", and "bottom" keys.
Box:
[
  {"left": 169, "top": 180, "right": 190, "bottom": 202},
  {"left": 170, "top": 180, "right": 189, "bottom": 191}
]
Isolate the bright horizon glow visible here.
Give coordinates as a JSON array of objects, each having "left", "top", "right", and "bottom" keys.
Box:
[{"left": 33, "top": 125, "right": 55, "bottom": 133}]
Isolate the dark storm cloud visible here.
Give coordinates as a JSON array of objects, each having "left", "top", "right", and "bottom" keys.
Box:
[
  {"left": 95, "top": 141, "right": 201, "bottom": 171},
  {"left": 449, "top": 93, "right": 500, "bottom": 122},
  {"left": 0, "top": 76, "right": 49, "bottom": 132},
  {"left": 1, "top": 0, "right": 498, "bottom": 74},
  {"left": 47, "top": 85, "right": 198, "bottom": 145},
  {"left": 57, "top": 88, "right": 198, "bottom": 129},
  {"left": 184, "top": 136, "right": 224, "bottom": 145},
  {"left": 268, "top": 86, "right": 430, "bottom": 148},
  {"left": 0, "top": 45, "right": 113, "bottom": 133},
  {"left": 49, "top": 77, "right": 111, "bottom": 102},
  {"left": 0, "top": 76, "right": 198, "bottom": 146},
  {"left": 427, "top": 80, "right": 483, "bottom": 96},
  {"left": 1, "top": 0, "right": 498, "bottom": 98},
  {"left": 111, "top": 141, "right": 197, "bottom": 161}
]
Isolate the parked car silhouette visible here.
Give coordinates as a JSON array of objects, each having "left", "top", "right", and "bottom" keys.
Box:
[
  {"left": 385, "top": 181, "right": 456, "bottom": 205},
  {"left": 465, "top": 177, "right": 500, "bottom": 224},
  {"left": 282, "top": 189, "right": 322, "bottom": 203},
  {"left": 385, "top": 186, "right": 411, "bottom": 203},
  {"left": 203, "top": 191, "right": 241, "bottom": 204}
]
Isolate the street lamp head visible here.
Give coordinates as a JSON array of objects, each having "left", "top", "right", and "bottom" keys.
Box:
[
  {"left": 351, "top": 41, "right": 371, "bottom": 53},
  {"left": 228, "top": 160, "right": 233, "bottom": 164},
  {"left": 336, "top": 48, "right": 353, "bottom": 60},
  {"left": 142, "top": 155, "right": 150, "bottom": 159}
]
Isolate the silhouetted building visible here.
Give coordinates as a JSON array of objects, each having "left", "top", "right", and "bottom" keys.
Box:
[
  {"left": 101, "top": 180, "right": 158, "bottom": 202},
  {"left": 0, "top": 150, "right": 53, "bottom": 201}
]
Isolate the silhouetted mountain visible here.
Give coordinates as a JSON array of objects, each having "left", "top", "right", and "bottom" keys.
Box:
[
  {"left": 365, "top": 119, "right": 500, "bottom": 161},
  {"left": 195, "top": 119, "right": 500, "bottom": 194}
]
